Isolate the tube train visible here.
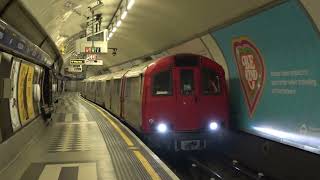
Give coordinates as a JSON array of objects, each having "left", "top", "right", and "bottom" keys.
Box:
[{"left": 81, "top": 54, "right": 229, "bottom": 151}]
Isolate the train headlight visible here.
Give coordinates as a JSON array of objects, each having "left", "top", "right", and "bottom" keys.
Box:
[
  {"left": 156, "top": 123, "right": 168, "bottom": 133},
  {"left": 209, "top": 121, "right": 219, "bottom": 131}
]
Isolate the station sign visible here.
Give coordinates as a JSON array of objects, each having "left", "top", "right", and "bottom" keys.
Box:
[
  {"left": 0, "top": 20, "right": 53, "bottom": 67},
  {"left": 85, "top": 59, "right": 103, "bottom": 66},
  {"left": 65, "top": 65, "right": 83, "bottom": 72},
  {"left": 70, "top": 59, "right": 85, "bottom": 65},
  {"left": 86, "top": 54, "right": 97, "bottom": 60},
  {"left": 75, "top": 35, "right": 108, "bottom": 54}
]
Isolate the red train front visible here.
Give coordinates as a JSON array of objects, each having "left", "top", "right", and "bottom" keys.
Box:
[
  {"left": 142, "top": 54, "right": 229, "bottom": 151},
  {"left": 82, "top": 53, "right": 229, "bottom": 151}
]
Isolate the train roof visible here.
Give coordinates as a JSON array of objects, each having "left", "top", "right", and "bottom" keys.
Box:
[{"left": 83, "top": 53, "right": 225, "bottom": 81}]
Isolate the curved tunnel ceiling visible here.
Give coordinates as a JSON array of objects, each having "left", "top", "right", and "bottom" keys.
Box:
[{"left": 21, "top": 0, "right": 275, "bottom": 74}]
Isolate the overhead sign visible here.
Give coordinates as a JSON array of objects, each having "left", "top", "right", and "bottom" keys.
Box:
[
  {"left": 75, "top": 30, "right": 108, "bottom": 54},
  {"left": 85, "top": 59, "right": 103, "bottom": 66},
  {"left": 70, "top": 59, "right": 85, "bottom": 65},
  {"left": 86, "top": 54, "right": 97, "bottom": 61},
  {"left": 65, "top": 65, "right": 83, "bottom": 72},
  {"left": 85, "top": 47, "right": 101, "bottom": 53}
]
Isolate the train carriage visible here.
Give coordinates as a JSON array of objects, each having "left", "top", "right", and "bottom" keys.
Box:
[
  {"left": 101, "top": 74, "right": 113, "bottom": 109},
  {"left": 109, "top": 70, "right": 128, "bottom": 117},
  {"left": 94, "top": 75, "right": 107, "bottom": 106},
  {"left": 83, "top": 54, "right": 229, "bottom": 150}
]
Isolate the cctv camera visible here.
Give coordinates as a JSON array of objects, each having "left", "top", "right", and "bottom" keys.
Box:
[{"left": 112, "top": 49, "right": 117, "bottom": 56}]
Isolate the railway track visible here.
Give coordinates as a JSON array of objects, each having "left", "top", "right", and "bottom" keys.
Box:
[
  {"left": 154, "top": 149, "right": 270, "bottom": 180},
  {"left": 187, "top": 155, "right": 267, "bottom": 180}
]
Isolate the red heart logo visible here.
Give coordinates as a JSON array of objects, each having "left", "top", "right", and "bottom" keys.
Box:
[{"left": 232, "top": 37, "right": 266, "bottom": 118}]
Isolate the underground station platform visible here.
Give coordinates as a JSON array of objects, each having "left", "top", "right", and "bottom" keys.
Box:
[{"left": 0, "top": 93, "right": 178, "bottom": 180}]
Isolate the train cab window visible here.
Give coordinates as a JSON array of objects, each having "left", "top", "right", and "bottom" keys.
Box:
[
  {"left": 152, "top": 70, "right": 172, "bottom": 96},
  {"left": 201, "top": 68, "right": 221, "bottom": 95},
  {"left": 180, "top": 70, "right": 194, "bottom": 95}
]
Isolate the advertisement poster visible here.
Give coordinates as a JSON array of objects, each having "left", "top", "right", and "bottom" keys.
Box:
[
  {"left": 9, "top": 59, "right": 22, "bottom": 132},
  {"left": 212, "top": 1, "right": 320, "bottom": 153},
  {"left": 18, "top": 63, "right": 29, "bottom": 125},
  {"left": 26, "top": 65, "right": 35, "bottom": 120}
]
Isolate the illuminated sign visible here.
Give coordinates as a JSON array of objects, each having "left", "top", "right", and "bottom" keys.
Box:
[
  {"left": 85, "top": 47, "right": 101, "bottom": 53},
  {"left": 86, "top": 54, "right": 97, "bottom": 61},
  {"left": 70, "top": 59, "right": 85, "bottom": 65}
]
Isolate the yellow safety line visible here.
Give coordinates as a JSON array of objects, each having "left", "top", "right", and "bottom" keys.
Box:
[
  {"left": 79, "top": 97, "right": 161, "bottom": 180},
  {"left": 133, "top": 150, "right": 161, "bottom": 180},
  {"left": 79, "top": 98, "right": 134, "bottom": 146}
]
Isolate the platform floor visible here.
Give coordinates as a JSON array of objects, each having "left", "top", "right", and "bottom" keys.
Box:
[{"left": 0, "top": 93, "right": 178, "bottom": 180}]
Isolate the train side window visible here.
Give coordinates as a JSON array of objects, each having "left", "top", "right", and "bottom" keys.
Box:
[
  {"left": 114, "top": 80, "right": 121, "bottom": 95},
  {"left": 152, "top": 70, "right": 172, "bottom": 96},
  {"left": 126, "top": 77, "right": 141, "bottom": 98},
  {"left": 201, "top": 68, "right": 221, "bottom": 95},
  {"left": 126, "top": 78, "right": 132, "bottom": 97}
]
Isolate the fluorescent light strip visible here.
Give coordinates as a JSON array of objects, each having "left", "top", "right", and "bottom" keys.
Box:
[
  {"left": 108, "top": 0, "right": 135, "bottom": 41},
  {"left": 121, "top": 10, "right": 127, "bottom": 20},
  {"left": 116, "top": 20, "right": 122, "bottom": 27},
  {"left": 127, "top": 0, "right": 135, "bottom": 10}
]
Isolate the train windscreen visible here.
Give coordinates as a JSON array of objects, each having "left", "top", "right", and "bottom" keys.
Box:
[
  {"left": 201, "top": 68, "right": 221, "bottom": 95},
  {"left": 152, "top": 70, "right": 172, "bottom": 96}
]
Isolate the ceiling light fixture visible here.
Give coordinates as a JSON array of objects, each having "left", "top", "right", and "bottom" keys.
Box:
[
  {"left": 106, "top": 0, "right": 135, "bottom": 42},
  {"left": 121, "top": 10, "right": 128, "bottom": 20},
  {"left": 116, "top": 19, "right": 122, "bottom": 27},
  {"left": 112, "top": 27, "right": 117, "bottom": 33},
  {"left": 127, "top": 0, "right": 135, "bottom": 10}
]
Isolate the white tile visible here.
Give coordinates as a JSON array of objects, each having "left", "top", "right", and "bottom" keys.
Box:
[
  {"left": 38, "top": 165, "right": 62, "bottom": 180},
  {"left": 78, "top": 163, "right": 97, "bottom": 180}
]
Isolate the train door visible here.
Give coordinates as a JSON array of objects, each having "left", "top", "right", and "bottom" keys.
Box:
[
  {"left": 173, "top": 67, "right": 200, "bottom": 130},
  {"left": 120, "top": 77, "right": 126, "bottom": 118}
]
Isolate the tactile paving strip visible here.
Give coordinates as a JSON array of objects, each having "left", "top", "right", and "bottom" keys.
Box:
[
  {"left": 48, "top": 124, "right": 93, "bottom": 153},
  {"left": 86, "top": 108, "right": 151, "bottom": 179},
  {"left": 80, "top": 99, "right": 173, "bottom": 180}
]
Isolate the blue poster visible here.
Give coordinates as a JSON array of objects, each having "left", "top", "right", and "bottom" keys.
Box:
[{"left": 212, "top": 0, "right": 320, "bottom": 153}]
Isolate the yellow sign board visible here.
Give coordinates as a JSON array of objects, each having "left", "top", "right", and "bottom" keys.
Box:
[
  {"left": 18, "top": 63, "right": 35, "bottom": 126},
  {"left": 26, "top": 66, "right": 35, "bottom": 120},
  {"left": 18, "top": 63, "right": 28, "bottom": 124},
  {"left": 70, "top": 59, "right": 85, "bottom": 65}
]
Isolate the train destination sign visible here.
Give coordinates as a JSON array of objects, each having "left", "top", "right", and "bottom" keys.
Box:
[{"left": 70, "top": 59, "right": 85, "bottom": 65}]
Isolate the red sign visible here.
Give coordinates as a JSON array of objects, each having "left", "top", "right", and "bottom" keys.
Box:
[
  {"left": 85, "top": 47, "right": 91, "bottom": 53},
  {"left": 85, "top": 47, "right": 101, "bottom": 53},
  {"left": 232, "top": 37, "right": 266, "bottom": 118}
]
